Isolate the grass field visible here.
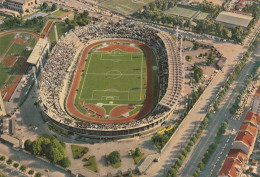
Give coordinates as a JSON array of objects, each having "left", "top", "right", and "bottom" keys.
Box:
[
  {"left": 194, "top": 11, "right": 210, "bottom": 20},
  {"left": 84, "top": 156, "right": 98, "bottom": 172},
  {"left": 0, "top": 33, "right": 16, "bottom": 57},
  {"left": 75, "top": 43, "right": 146, "bottom": 117},
  {"left": 166, "top": 5, "right": 198, "bottom": 18},
  {"left": 48, "top": 22, "right": 70, "bottom": 47},
  {"left": 52, "top": 10, "right": 68, "bottom": 18},
  {"left": 102, "top": 0, "right": 154, "bottom": 15}
]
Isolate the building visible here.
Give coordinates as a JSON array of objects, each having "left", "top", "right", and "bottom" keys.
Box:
[
  {"left": 27, "top": 38, "right": 49, "bottom": 73},
  {"left": 236, "top": 0, "right": 254, "bottom": 8},
  {"left": 0, "top": 8, "right": 20, "bottom": 17},
  {"left": 218, "top": 158, "right": 242, "bottom": 177},
  {"left": 4, "top": 0, "right": 40, "bottom": 14},
  {"left": 0, "top": 91, "right": 6, "bottom": 116},
  {"left": 215, "top": 11, "right": 253, "bottom": 30}
]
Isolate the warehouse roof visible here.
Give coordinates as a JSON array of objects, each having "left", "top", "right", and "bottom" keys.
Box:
[{"left": 216, "top": 11, "right": 253, "bottom": 28}]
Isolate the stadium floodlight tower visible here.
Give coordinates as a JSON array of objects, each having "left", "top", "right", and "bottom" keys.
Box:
[
  {"left": 0, "top": 91, "right": 6, "bottom": 116},
  {"left": 176, "top": 26, "right": 179, "bottom": 48}
]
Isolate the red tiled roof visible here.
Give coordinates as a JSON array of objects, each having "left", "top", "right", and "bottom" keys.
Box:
[
  {"left": 243, "top": 111, "right": 258, "bottom": 126},
  {"left": 235, "top": 131, "right": 254, "bottom": 148},
  {"left": 239, "top": 123, "right": 258, "bottom": 137},
  {"left": 218, "top": 158, "right": 242, "bottom": 177},
  {"left": 237, "top": 0, "right": 246, "bottom": 6},
  {"left": 254, "top": 113, "right": 260, "bottom": 124},
  {"left": 227, "top": 149, "right": 247, "bottom": 162}
]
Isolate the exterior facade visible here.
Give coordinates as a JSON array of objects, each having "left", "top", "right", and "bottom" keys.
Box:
[{"left": 5, "top": 0, "right": 40, "bottom": 14}]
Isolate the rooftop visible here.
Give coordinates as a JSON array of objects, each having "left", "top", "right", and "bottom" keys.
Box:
[
  {"left": 227, "top": 149, "right": 248, "bottom": 162},
  {"left": 215, "top": 11, "right": 253, "bottom": 28},
  {"left": 243, "top": 111, "right": 258, "bottom": 126},
  {"left": 235, "top": 131, "right": 254, "bottom": 148},
  {"left": 218, "top": 158, "right": 242, "bottom": 177},
  {"left": 27, "top": 38, "right": 48, "bottom": 65},
  {"left": 6, "top": 0, "right": 32, "bottom": 4},
  {"left": 239, "top": 123, "right": 258, "bottom": 137}
]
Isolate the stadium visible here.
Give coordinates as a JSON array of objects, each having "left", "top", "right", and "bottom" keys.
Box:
[{"left": 38, "top": 22, "right": 182, "bottom": 138}]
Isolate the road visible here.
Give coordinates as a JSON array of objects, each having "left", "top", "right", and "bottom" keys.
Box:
[
  {"left": 145, "top": 38, "right": 245, "bottom": 176},
  {"left": 178, "top": 44, "right": 259, "bottom": 177}
]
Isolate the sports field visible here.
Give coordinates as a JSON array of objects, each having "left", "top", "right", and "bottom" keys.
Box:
[
  {"left": 75, "top": 42, "right": 146, "bottom": 118},
  {"left": 101, "top": 0, "right": 154, "bottom": 15},
  {"left": 67, "top": 40, "right": 158, "bottom": 123},
  {"left": 166, "top": 5, "right": 198, "bottom": 18},
  {"left": 0, "top": 31, "right": 39, "bottom": 101}
]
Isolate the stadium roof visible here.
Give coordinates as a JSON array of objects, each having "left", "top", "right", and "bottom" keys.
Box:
[
  {"left": 216, "top": 11, "right": 253, "bottom": 28},
  {"left": 27, "top": 38, "right": 48, "bottom": 65}
]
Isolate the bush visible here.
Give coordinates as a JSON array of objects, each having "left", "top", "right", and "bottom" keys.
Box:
[
  {"left": 178, "top": 154, "right": 185, "bottom": 161},
  {"left": 6, "top": 158, "right": 13, "bottom": 165},
  {"left": 20, "top": 165, "right": 27, "bottom": 172},
  {"left": 181, "top": 149, "right": 188, "bottom": 157},
  {"left": 13, "top": 162, "right": 19, "bottom": 168},
  {"left": 0, "top": 156, "right": 5, "bottom": 161},
  {"left": 28, "top": 170, "right": 34, "bottom": 175}
]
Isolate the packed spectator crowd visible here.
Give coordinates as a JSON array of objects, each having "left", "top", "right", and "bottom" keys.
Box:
[{"left": 39, "top": 22, "right": 182, "bottom": 131}]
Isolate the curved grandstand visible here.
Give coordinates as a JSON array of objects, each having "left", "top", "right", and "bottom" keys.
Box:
[{"left": 38, "top": 22, "right": 182, "bottom": 138}]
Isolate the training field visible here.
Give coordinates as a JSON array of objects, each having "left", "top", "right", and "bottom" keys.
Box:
[
  {"left": 67, "top": 40, "right": 158, "bottom": 123},
  {"left": 0, "top": 31, "right": 38, "bottom": 101},
  {"left": 101, "top": 0, "right": 154, "bottom": 15},
  {"left": 166, "top": 5, "right": 198, "bottom": 18},
  {"left": 75, "top": 42, "right": 146, "bottom": 118}
]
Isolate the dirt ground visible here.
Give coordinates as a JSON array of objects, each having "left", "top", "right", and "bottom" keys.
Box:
[{"left": 182, "top": 40, "right": 219, "bottom": 95}]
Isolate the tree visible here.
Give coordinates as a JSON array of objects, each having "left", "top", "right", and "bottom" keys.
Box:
[
  {"left": 207, "top": 52, "right": 215, "bottom": 66},
  {"left": 51, "top": 4, "right": 57, "bottom": 11},
  {"left": 34, "top": 172, "right": 42, "bottom": 177},
  {"left": 28, "top": 170, "right": 34, "bottom": 175},
  {"left": 20, "top": 165, "right": 27, "bottom": 172},
  {"left": 0, "top": 156, "right": 5, "bottom": 161},
  {"left": 134, "top": 147, "right": 142, "bottom": 157},
  {"left": 13, "top": 163, "right": 19, "bottom": 168},
  {"left": 24, "top": 139, "right": 32, "bottom": 152},
  {"left": 32, "top": 140, "right": 42, "bottom": 156},
  {"left": 6, "top": 158, "right": 13, "bottom": 165},
  {"left": 108, "top": 151, "right": 121, "bottom": 165},
  {"left": 234, "top": 4, "right": 241, "bottom": 10},
  {"left": 42, "top": 2, "right": 48, "bottom": 9}
]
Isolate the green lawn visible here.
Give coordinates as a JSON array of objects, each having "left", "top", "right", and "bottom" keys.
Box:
[
  {"left": 84, "top": 156, "right": 98, "bottom": 172},
  {"left": 0, "top": 63, "right": 9, "bottom": 88},
  {"left": 4, "top": 43, "right": 27, "bottom": 59},
  {"left": 71, "top": 145, "right": 88, "bottom": 159},
  {"left": 74, "top": 43, "right": 147, "bottom": 117},
  {"left": 195, "top": 11, "right": 210, "bottom": 20},
  {"left": 48, "top": 22, "right": 70, "bottom": 47},
  {"left": 52, "top": 10, "right": 68, "bottom": 18},
  {"left": 102, "top": 0, "right": 154, "bottom": 15},
  {"left": 0, "top": 33, "right": 15, "bottom": 57},
  {"left": 166, "top": 5, "right": 198, "bottom": 18},
  {"left": 111, "top": 162, "right": 121, "bottom": 168}
]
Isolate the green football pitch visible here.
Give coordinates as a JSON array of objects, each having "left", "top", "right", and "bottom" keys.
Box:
[{"left": 75, "top": 44, "right": 147, "bottom": 114}]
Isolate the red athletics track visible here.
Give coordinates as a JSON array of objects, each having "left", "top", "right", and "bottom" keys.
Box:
[{"left": 66, "top": 40, "right": 154, "bottom": 124}]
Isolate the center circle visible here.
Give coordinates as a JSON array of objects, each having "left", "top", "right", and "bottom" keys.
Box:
[{"left": 106, "top": 70, "right": 122, "bottom": 79}]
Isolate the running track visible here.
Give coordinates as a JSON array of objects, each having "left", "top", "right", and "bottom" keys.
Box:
[{"left": 66, "top": 40, "right": 154, "bottom": 124}]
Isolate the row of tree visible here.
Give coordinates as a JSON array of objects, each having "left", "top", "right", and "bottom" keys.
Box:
[
  {"left": 65, "top": 10, "right": 90, "bottom": 29},
  {"left": 24, "top": 135, "right": 70, "bottom": 168},
  {"left": 2, "top": 16, "right": 45, "bottom": 32}
]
